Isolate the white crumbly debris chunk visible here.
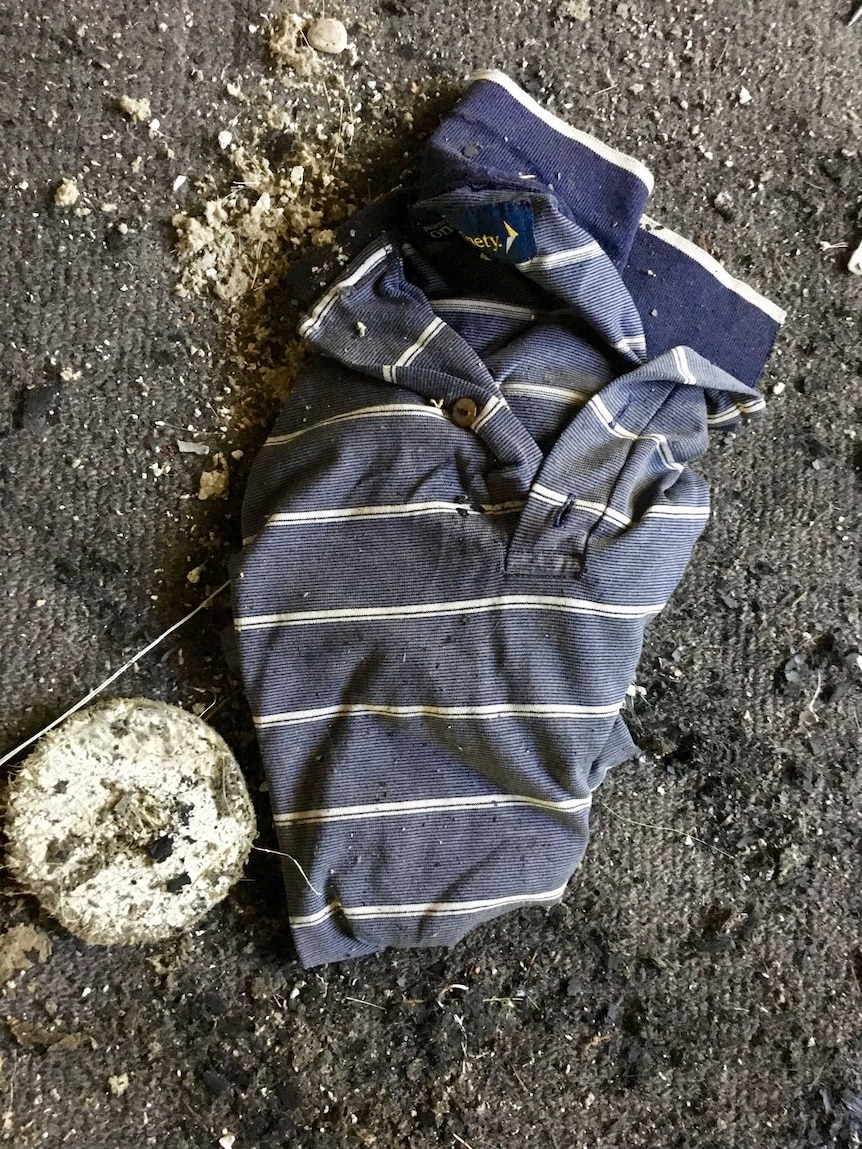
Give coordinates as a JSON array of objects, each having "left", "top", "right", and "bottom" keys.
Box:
[
  {"left": 269, "top": 13, "right": 322, "bottom": 75},
  {"left": 108, "top": 1074, "right": 130, "bottom": 1096},
  {"left": 218, "top": 130, "right": 233, "bottom": 150},
  {"left": 5, "top": 698, "right": 256, "bottom": 946},
  {"left": 738, "top": 87, "right": 753, "bottom": 105},
  {"left": 198, "top": 452, "right": 229, "bottom": 499},
  {"left": 559, "top": 0, "right": 591, "bottom": 19},
  {"left": 849, "top": 237, "right": 862, "bottom": 276},
  {"left": 54, "top": 177, "right": 80, "bottom": 207},
  {"left": 118, "top": 95, "right": 152, "bottom": 122},
  {"left": 306, "top": 17, "right": 348, "bottom": 55}
]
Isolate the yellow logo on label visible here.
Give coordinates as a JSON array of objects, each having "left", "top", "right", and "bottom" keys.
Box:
[
  {"left": 463, "top": 222, "right": 520, "bottom": 256},
  {"left": 463, "top": 232, "right": 501, "bottom": 252}
]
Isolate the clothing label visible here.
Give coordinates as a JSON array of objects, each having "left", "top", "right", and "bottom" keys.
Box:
[
  {"left": 445, "top": 200, "right": 538, "bottom": 263},
  {"left": 408, "top": 206, "right": 457, "bottom": 242},
  {"left": 409, "top": 199, "right": 538, "bottom": 263}
]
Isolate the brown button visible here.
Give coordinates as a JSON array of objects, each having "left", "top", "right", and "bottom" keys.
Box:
[{"left": 451, "top": 396, "right": 478, "bottom": 428}]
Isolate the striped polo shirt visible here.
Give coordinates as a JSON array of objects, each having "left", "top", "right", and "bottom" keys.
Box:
[{"left": 232, "top": 70, "right": 785, "bottom": 968}]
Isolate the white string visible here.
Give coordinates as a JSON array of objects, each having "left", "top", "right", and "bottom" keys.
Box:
[
  {"left": 251, "top": 845, "right": 322, "bottom": 896},
  {"left": 0, "top": 580, "right": 232, "bottom": 770}
]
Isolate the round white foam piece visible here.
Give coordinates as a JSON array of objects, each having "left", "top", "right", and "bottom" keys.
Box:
[{"left": 5, "top": 697, "right": 256, "bottom": 945}]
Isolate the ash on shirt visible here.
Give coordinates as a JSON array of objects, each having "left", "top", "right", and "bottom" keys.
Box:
[{"left": 232, "top": 70, "right": 785, "bottom": 968}]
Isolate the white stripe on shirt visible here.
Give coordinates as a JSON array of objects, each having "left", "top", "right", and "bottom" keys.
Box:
[
  {"left": 589, "top": 393, "right": 684, "bottom": 473},
  {"left": 516, "top": 241, "right": 604, "bottom": 271},
  {"left": 235, "top": 592, "right": 665, "bottom": 631},
  {"left": 264, "top": 403, "right": 449, "bottom": 448},
  {"left": 299, "top": 245, "right": 392, "bottom": 337},
  {"left": 255, "top": 700, "right": 625, "bottom": 729},
  {"left": 671, "top": 345, "right": 698, "bottom": 388},
  {"left": 501, "top": 381, "right": 591, "bottom": 405},
  {"left": 289, "top": 882, "right": 570, "bottom": 928},
  {"left": 470, "top": 70, "right": 655, "bottom": 192},
  {"left": 274, "top": 791, "right": 592, "bottom": 826},
  {"left": 433, "top": 298, "right": 537, "bottom": 321},
  {"left": 471, "top": 394, "right": 508, "bottom": 432},
  {"left": 241, "top": 499, "right": 526, "bottom": 547},
  {"left": 640, "top": 215, "right": 787, "bottom": 325},
  {"left": 530, "top": 486, "right": 708, "bottom": 530},
  {"left": 382, "top": 316, "right": 447, "bottom": 384},
  {"left": 706, "top": 397, "right": 767, "bottom": 425}
]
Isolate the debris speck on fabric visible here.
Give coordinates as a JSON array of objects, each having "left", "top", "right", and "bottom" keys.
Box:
[
  {"left": 117, "top": 95, "right": 152, "bottom": 122},
  {"left": 177, "top": 439, "right": 210, "bottom": 455},
  {"left": 53, "top": 177, "right": 80, "bottom": 207},
  {"left": 218, "top": 129, "right": 233, "bottom": 151},
  {"left": 848, "top": 237, "right": 862, "bottom": 276},
  {"left": 198, "top": 452, "right": 229, "bottom": 500},
  {"left": 306, "top": 16, "right": 349, "bottom": 55},
  {"left": 738, "top": 86, "right": 753, "bottom": 105},
  {"left": 0, "top": 924, "right": 53, "bottom": 984}
]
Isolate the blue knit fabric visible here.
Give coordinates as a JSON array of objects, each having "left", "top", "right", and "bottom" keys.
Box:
[{"left": 232, "top": 70, "right": 785, "bottom": 967}]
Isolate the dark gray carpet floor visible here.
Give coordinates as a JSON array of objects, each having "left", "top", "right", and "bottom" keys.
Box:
[{"left": 0, "top": 2, "right": 860, "bottom": 1146}]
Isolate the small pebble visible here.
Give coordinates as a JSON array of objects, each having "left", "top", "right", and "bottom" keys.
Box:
[
  {"left": 738, "top": 87, "right": 753, "bottom": 105},
  {"left": 306, "top": 16, "right": 348, "bottom": 55},
  {"left": 218, "top": 130, "right": 233, "bottom": 150}
]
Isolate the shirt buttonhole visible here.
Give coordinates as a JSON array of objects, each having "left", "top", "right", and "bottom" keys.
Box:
[{"left": 552, "top": 496, "right": 575, "bottom": 528}]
